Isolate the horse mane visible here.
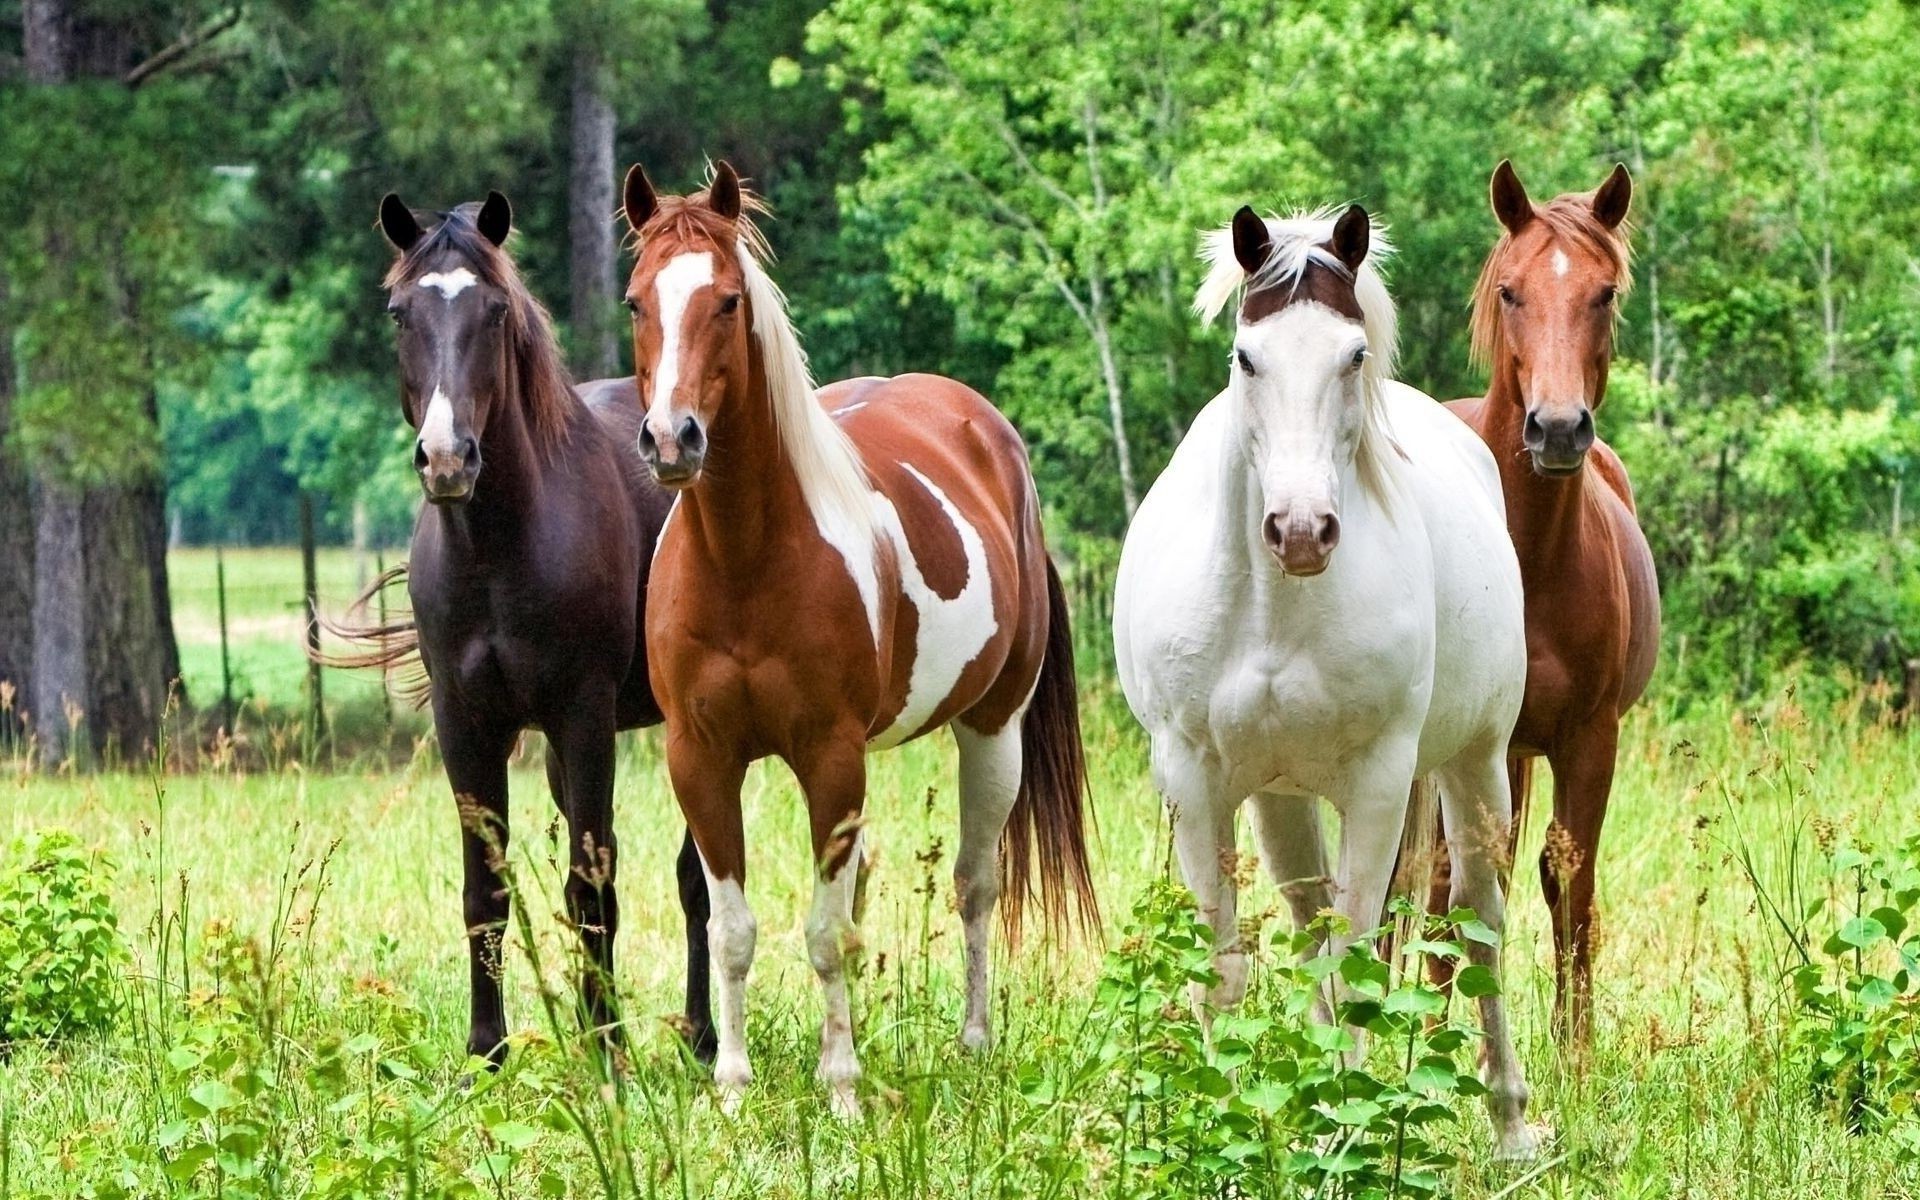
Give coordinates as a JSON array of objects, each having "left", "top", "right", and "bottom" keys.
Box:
[
  {"left": 1193, "top": 208, "right": 1403, "bottom": 505},
  {"left": 1469, "top": 194, "right": 1634, "bottom": 370},
  {"left": 627, "top": 174, "right": 876, "bottom": 538},
  {"left": 383, "top": 203, "right": 577, "bottom": 460}
]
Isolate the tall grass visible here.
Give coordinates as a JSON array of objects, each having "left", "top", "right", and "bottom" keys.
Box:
[{"left": 0, "top": 684, "right": 1918, "bottom": 1195}]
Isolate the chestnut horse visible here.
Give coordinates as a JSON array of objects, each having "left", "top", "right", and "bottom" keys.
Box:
[
  {"left": 334, "top": 194, "right": 712, "bottom": 1066},
  {"left": 621, "top": 163, "right": 1095, "bottom": 1117},
  {"left": 1438, "top": 162, "right": 1660, "bottom": 1039}
]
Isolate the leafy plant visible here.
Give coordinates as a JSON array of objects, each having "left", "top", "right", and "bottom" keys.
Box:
[
  {"left": 0, "top": 831, "right": 129, "bottom": 1045},
  {"left": 1029, "top": 878, "right": 1488, "bottom": 1198}
]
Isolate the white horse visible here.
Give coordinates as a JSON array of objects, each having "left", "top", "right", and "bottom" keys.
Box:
[{"left": 1113, "top": 203, "right": 1542, "bottom": 1159}]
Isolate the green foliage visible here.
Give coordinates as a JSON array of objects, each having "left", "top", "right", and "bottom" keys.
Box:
[
  {"left": 0, "top": 831, "right": 128, "bottom": 1044},
  {"left": 1788, "top": 833, "right": 1920, "bottom": 1151},
  {"left": 1037, "top": 879, "right": 1487, "bottom": 1197}
]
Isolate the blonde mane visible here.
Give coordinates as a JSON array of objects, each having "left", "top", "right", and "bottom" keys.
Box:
[{"left": 1193, "top": 208, "right": 1405, "bottom": 504}]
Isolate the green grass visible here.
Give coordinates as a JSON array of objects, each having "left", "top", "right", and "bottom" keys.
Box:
[{"left": 3, "top": 549, "right": 1918, "bottom": 1194}]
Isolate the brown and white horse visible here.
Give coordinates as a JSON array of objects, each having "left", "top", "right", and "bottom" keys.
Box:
[
  {"left": 621, "top": 163, "right": 1096, "bottom": 1116},
  {"left": 1439, "top": 162, "right": 1661, "bottom": 1040}
]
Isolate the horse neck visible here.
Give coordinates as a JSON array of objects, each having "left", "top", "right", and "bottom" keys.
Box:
[
  {"left": 678, "top": 347, "right": 808, "bottom": 569},
  {"left": 1483, "top": 356, "right": 1587, "bottom": 552}
]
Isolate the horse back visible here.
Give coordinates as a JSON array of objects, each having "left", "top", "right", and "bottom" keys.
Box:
[{"left": 823, "top": 373, "right": 1049, "bottom": 746}]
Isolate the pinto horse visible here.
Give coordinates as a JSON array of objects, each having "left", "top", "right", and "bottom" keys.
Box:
[
  {"left": 333, "top": 194, "right": 713, "bottom": 1066},
  {"left": 1437, "top": 162, "right": 1660, "bottom": 1040},
  {"left": 1114, "top": 205, "right": 1543, "bottom": 1159},
  {"left": 621, "top": 163, "right": 1095, "bottom": 1117}
]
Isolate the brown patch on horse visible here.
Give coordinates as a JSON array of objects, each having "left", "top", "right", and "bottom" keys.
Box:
[
  {"left": 1235, "top": 202, "right": 1371, "bottom": 325},
  {"left": 1243, "top": 260, "right": 1365, "bottom": 323}
]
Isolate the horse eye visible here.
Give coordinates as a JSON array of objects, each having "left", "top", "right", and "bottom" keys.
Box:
[
  {"left": 624, "top": 297, "right": 642, "bottom": 318},
  {"left": 1235, "top": 348, "right": 1255, "bottom": 376},
  {"left": 1350, "top": 346, "right": 1367, "bottom": 369},
  {"left": 718, "top": 294, "right": 741, "bottom": 316},
  {"left": 1595, "top": 285, "right": 1618, "bottom": 308},
  {"left": 487, "top": 301, "right": 508, "bottom": 328},
  {"left": 388, "top": 307, "right": 406, "bottom": 328},
  {"left": 1498, "top": 285, "right": 1519, "bottom": 306}
]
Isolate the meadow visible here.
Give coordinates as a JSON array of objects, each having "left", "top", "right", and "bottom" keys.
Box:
[{"left": 3, "top": 551, "right": 1920, "bottom": 1197}]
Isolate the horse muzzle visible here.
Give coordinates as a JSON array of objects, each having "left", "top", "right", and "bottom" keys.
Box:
[
  {"left": 416, "top": 436, "right": 480, "bottom": 504},
  {"left": 1263, "top": 506, "right": 1341, "bottom": 576},
  {"left": 1522, "top": 405, "right": 1595, "bottom": 476},
  {"left": 640, "top": 412, "right": 707, "bottom": 489}
]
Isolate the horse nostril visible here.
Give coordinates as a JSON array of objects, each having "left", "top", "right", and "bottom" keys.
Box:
[
  {"left": 413, "top": 440, "right": 429, "bottom": 472},
  {"left": 1574, "top": 408, "right": 1595, "bottom": 445},
  {"left": 679, "top": 416, "right": 704, "bottom": 455},
  {"left": 638, "top": 423, "right": 658, "bottom": 458},
  {"left": 1318, "top": 512, "right": 1341, "bottom": 551},
  {"left": 460, "top": 436, "right": 480, "bottom": 467},
  {"left": 1522, "top": 410, "right": 1545, "bottom": 448},
  {"left": 1262, "top": 513, "right": 1284, "bottom": 549}
]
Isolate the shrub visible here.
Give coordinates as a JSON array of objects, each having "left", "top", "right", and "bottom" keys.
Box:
[{"left": 0, "top": 830, "right": 129, "bottom": 1044}]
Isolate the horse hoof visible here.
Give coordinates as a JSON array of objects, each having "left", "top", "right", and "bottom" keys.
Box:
[
  {"left": 827, "top": 1082, "right": 862, "bottom": 1120},
  {"left": 718, "top": 1082, "right": 748, "bottom": 1118},
  {"left": 959, "top": 1024, "right": 991, "bottom": 1054},
  {"left": 1494, "top": 1122, "right": 1552, "bottom": 1163}
]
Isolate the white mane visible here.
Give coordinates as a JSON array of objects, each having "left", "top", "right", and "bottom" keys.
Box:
[
  {"left": 737, "top": 239, "right": 877, "bottom": 538},
  {"left": 1192, "top": 207, "right": 1406, "bottom": 504},
  {"left": 1193, "top": 207, "right": 1400, "bottom": 379}
]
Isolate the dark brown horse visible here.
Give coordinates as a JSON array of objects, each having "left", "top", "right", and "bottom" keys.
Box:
[
  {"left": 622, "top": 163, "right": 1095, "bottom": 1117},
  {"left": 1438, "top": 162, "right": 1660, "bottom": 1040},
  {"left": 333, "top": 193, "right": 712, "bottom": 1066}
]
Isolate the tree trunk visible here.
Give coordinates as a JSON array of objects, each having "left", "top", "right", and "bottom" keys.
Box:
[
  {"left": 18, "top": 0, "right": 180, "bottom": 763},
  {"left": 0, "top": 283, "right": 33, "bottom": 728},
  {"left": 30, "top": 482, "right": 87, "bottom": 763},
  {"left": 569, "top": 47, "right": 619, "bottom": 379}
]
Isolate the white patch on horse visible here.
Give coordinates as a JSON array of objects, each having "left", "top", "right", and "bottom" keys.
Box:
[
  {"left": 870, "top": 465, "right": 998, "bottom": 749},
  {"left": 1551, "top": 249, "right": 1570, "bottom": 279},
  {"left": 419, "top": 387, "right": 458, "bottom": 456},
  {"left": 650, "top": 251, "right": 715, "bottom": 417},
  {"left": 416, "top": 269, "right": 478, "bottom": 300}
]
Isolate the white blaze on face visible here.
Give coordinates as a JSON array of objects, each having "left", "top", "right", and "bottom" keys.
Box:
[
  {"left": 649, "top": 251, "right": 716, "bottom": 421},
  {"left": 416, "top": 268, "right": 478, "bottom": 300},
  {"left": 1235, "top": 304, "right": 1369, "bottom": 527},
  {"left": 419, "top": 386, "right": 458, "bottom": 457},
  {"left": 1551, "top": 248, "right": 1571, "bottom": 279},
  {"left": 869, "top": 465, "right": 999, "bottom": 749}
]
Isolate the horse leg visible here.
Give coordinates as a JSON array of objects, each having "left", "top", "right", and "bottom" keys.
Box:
[
  {"left": 1156, "top": 740, "right": 1241, "bottom": 1019},
  {"left": 436, "top": 704, "right": 516, "bottom": 1067},
  {"left": 1326, "top": 756, "right": 1416, "bottom": 1064},
  {"left": 676, "top": 830, "right": 716, "bottom": 1062},
  {"left": 554, "top": 707, "right": 622, "bottom": 1060},
  {"left": 666, "top": 741, "right": 752, "bottom": 1112},
  {"left": 1247, "top": 790, "right": 1333, "bottom": 1021},
  {"left": 1543, "top": 725, "right": 1617, "bottom": 1045},
  {"left": 952, "top": 715, "right": 1024, "bottom": 1052},
  {"left": 1434, "top": 741, "right": 1542, "bottom": 1162},
  {"left": 792, "top": 731, "right": 869, "bottom": 1119}
]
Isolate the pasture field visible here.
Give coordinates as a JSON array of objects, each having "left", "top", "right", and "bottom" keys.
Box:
[
  {"left": 4, "top": 671, "right": 1920, "bottom": 1196},
  {"left": 3, "top": 548, "right": 1919, "bottom": 1197}
]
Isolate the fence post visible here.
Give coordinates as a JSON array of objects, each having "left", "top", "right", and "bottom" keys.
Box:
[
  {"left": 216, "top": 546, "right": 234, "bottom": 731},
  {"left": 300, "top": 493, "right": 327, "bottom": 753},
  {"left": 375, "top": 547, "right": 392, "bottom": 740}
]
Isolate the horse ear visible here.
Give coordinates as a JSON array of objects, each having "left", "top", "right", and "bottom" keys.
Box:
[
  {"left": 1330, "top": 204, "right": 1371, "bottom": 272},
  {"left": 708, "top": 161, "right": 742, "bottom": 220},
  {"left": 1490, "top": 160, "right": 1533, "bottom": 234},
  {"left": 477, "top": 191, "right": 513, "bottom": 247},
  {"left": 1591, "top": 163, "right": 1632, "bottom": 229},
  {"left": 623, "top": 164, "right": 658, "bottom": 231},
  {"left": 379, "top": 193, "right": 422, "bottom": 252},
  {"left": 1231, "top": 206, "right": 1271, "bottom": 276}
]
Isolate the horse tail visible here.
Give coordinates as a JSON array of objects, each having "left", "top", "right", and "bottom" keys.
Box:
[
  {"left": 1000, "top": 556, "right": 1100, "bottom": 942},
  {"left": 1507, "top": 756, "right": 1535, "bottom": 846},
  {"left": 310, "top": 564, "right": 431, "bottom": 709}
]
